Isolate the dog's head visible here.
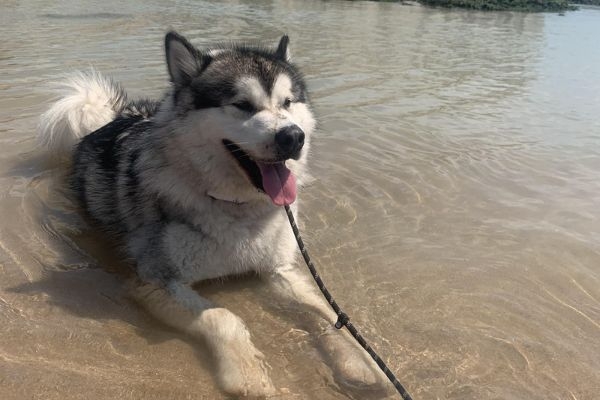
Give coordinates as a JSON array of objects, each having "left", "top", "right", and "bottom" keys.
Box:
[{"left": 158, "top": 31, "right": 315, "bottom": 206}]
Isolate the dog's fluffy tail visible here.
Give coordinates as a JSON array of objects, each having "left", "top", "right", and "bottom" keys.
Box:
[{"left": 38, "top": 70, "right": 126, "bottom": 157}]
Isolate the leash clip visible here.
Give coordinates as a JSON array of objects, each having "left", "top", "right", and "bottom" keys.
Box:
[{"left": 335, "top": 312, "right": 350, "bottom": 329}]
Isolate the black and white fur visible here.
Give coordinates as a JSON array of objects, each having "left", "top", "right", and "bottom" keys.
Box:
[{"left": 38, "top": 32, "right": 385, "bottom": 397}]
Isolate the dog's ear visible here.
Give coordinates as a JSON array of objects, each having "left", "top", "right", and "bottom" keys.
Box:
[
  {"left": 165, "top": 31, "right": 201, "bottom": 85},
  {"left": 275, "top": 35, "right": 290, "bottom": 61}
]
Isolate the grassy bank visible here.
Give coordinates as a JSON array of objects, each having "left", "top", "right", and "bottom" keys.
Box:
[
  {"left": 417, "top": 0, "right": 577, "bottom": 11},
  {"left": 363, "top": 0, "right": 600, "bottom": 12}
]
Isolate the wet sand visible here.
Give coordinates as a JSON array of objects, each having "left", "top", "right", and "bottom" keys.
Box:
[{"left": 1, "top": 1, "right": 600, "bottom": 399}]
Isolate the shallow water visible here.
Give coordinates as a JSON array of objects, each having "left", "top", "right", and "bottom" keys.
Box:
[{"left": 1, "top": 1, "right": 600, "bottom": 399}]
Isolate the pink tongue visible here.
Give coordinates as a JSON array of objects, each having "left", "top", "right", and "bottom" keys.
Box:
[{"left": 257, "top": 162, "right": 297, "bottom": 206}]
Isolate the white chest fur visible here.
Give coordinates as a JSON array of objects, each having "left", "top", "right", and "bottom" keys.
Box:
[{"left": 162, "top": 204, "right": 297, "bottom": 283}]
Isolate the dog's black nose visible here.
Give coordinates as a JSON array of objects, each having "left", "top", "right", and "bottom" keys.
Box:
[{"left": 275, "top": 125, "right": 305, "bottom": 159}]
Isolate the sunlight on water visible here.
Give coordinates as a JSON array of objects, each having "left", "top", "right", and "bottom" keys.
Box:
[{"left": 1, "top": 1, "right": 599, "bottom": 399}]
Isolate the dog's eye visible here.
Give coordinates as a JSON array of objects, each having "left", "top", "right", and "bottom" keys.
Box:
[
  {"left": 233, "top": 101, "right": 256, "bottom": 113},
  {"left": 283, "top": 98, "right": 292, "bottom": 109}
]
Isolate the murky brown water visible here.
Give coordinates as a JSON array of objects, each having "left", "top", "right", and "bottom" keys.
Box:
[{"left": 2, "top": 1, "right": 600, "bottom": 399}]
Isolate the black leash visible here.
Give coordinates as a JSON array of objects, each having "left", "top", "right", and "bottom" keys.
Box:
[{"left": 284, "top": 205, "right": 413, "bottom": 400}]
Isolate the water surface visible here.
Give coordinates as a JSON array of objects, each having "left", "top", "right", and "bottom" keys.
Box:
[{"left": 1, "top": 1, "right": 599, "bottom": 399}]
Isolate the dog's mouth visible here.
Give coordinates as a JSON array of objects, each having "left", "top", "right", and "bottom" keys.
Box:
[{"left": 223, "top": 139, "right": 297, "bottom": 206}]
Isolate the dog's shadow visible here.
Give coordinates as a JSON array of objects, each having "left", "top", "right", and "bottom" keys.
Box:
[{"left": 5, "top": 153, "right": 219, "bottom": 391}]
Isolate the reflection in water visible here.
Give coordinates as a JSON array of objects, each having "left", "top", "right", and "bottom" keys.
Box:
[{"left": 1, "top": 1, "right": 599, "bottom": 399}]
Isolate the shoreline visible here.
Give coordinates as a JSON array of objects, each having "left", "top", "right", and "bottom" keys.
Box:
[{"left": 375, "top": 0, "right": 600, "bottom": 12}]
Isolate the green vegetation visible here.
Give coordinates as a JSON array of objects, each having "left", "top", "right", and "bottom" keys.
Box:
[
  {"left": 418, "top": 0, "right": 577, "bottom": 11},
  {"left": 363, "top": 0, "right": 600, "bottom": 14}
]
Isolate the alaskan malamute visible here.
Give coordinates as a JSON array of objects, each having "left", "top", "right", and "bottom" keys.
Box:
[{"left": 38, "top": 31, "right": 385, "bottom": 397}]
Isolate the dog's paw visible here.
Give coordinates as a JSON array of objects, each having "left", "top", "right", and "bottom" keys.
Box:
[
  {"left": 321, "top": 332, "right": 389, "bottom": 393},
  {"left": 331, "top": 351, "right": 386, "bottom": 390},
  {"left": 217, "top": 343, "right": 275, "bottom": 398}
]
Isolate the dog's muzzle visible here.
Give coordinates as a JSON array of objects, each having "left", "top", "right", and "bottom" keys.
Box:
[{"left": 275, "top": 125, "right": 305, "bottom": 160}]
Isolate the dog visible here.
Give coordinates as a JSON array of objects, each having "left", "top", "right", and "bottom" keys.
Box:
[{"left": 38, "top": 31, "right": 385, "bottom": 397}]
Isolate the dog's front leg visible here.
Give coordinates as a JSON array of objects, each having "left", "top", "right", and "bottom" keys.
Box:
[
  {"left": 268, "top": 264, "right": 388, "bottom": 393},
  {"left": 132, "top": 279, "right": 274, "bottom": 397}
]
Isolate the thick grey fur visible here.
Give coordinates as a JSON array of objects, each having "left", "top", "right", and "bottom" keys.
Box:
[{"left": 39, "top": 31, "right": 387, "bottom": 397}]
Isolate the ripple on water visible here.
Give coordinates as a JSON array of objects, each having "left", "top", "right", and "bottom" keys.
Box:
[{"left": 1, "top": 1, "right": 600, "bottom": 399}]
